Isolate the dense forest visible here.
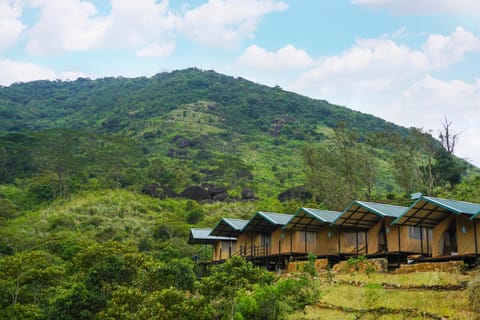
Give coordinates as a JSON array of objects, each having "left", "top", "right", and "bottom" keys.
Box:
[{"left": 0, "top": 68, "right": 478, "bottom": 319}]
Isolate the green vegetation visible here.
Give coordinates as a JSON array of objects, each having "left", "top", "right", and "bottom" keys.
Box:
[{"left": 0, "top": 68, "right": 478, "bottom": 318}]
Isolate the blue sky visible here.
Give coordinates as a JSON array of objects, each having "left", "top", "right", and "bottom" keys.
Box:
[{"left": 1, "top": 0, "right": 479, "bottom": 165}]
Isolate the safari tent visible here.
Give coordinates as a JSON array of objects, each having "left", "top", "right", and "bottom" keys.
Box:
[
  {"left": 188, "top": 228, "right": 234, "bottom": 261},
  {"left": 331, "top": 201, "right": 427, "bottom": 256},
  {"left": 393, "top": 196, "right": 480, "bottom": 257},
  {"left": 283, "top": 208, "right": 340, "bottom": 256},
  {"left": 238, "top": 212, "right": 293, "bottom": 257},
  {"left": 208, "top": 218, "right": 249, "bottom": 260}
]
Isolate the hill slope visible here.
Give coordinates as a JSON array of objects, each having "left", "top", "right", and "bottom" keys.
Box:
[{"left": 0, "top": 68, "right": 421, "bottom": 201}]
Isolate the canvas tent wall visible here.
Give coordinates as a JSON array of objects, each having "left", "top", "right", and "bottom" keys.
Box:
[
  {"left": 239, "top": 212, "right": 293, "bottom": 256},
  {"left": 393, "top": 196, "right": 480, "bottom": 257},
  {"left": 331, "top": 201, "right": 424, "bottom": 255},
  {"left": 209, "top": 218, "right": 248, "bottom": 259},
  {"left": 188, "top": 228, "right": 234, "bottom": 261},
  {"left": 283, "top": 207, "right": 340, "bottom": 256}
]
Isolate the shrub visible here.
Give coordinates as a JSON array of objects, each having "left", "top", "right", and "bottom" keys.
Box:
[{"left": 468, "top": 275, "right": 480, "bottom": 313}]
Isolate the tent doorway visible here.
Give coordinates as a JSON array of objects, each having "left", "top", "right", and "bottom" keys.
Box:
[
  {"left": 378, "top": 223, "right": 388, "bottom": 252},
  {"left": 443, "top": 219, "right": 458, "bottom": 255},
  {"left": 260, "top": 233, "right": 271, "bottom": 255}
]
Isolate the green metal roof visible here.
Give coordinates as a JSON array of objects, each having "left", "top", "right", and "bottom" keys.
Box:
[
  {"left": 471, "top": 208, "right": 480, "bottom": 220},
  {"left": 188, "top": 228, "right": 233, "bottom": 245},
  {"left": 283, "top": 208, "right": 340, "bottom": 231},
  {"left": 242, "top": 211, "right": 293, "bottom": 233},
  {"left": 332, "top": 201, "right": 407, "bottom": 230},
  {"left": 392, "top": 196, "right": 480, "bottom": 228},
  {"left": 209, "top": 218, "right": 249, "bottom": 237}
]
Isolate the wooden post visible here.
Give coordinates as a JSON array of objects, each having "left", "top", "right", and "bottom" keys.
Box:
[
  {"left": 365, "top": 231, "right": 368, "bottom": 255},
  {"left": 304, "top": 230, "right": 307, "bottom": 254},
  {"left": 426, "top": 228, "right": 430, "bottom": 256},
  {"left": 229, "top": 236, "right": 232, "bottom": 258},
  {"left": 397, "top": 225, "right": 401, "bottom": 266},
  {"left": 290, "top": 231, "right": 293, "bottom": 254},
  {"left": 474, "top": 219, "right": 478, "bottom": 255},
  {"left": 337, "top": 229, "right": 341, "bottom": 256},
  {"left": 356, "top": 230, "right": 359, "bottom": 256},
  {"left": 397, "top": 226, "right": 401, "bottom": 252},
  {"left": 420, "top": 224, "right": 424, "bottom": 256}
]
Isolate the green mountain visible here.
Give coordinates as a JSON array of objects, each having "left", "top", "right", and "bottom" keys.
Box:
[
  {"left": 0, "top": 68, "right": 477, "bottom": 319},
  {"left": 0, "top": 68, "right": 422, "bottom": 202}
]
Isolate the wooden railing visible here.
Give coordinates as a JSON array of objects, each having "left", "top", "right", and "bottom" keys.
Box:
[{"left": 234, "top": 244, "right": 271, "bottom": 257}]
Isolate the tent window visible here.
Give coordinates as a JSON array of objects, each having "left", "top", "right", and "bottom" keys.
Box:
[
  {"left": 299, "top": 231, "right": 316, "bottom": 244},
  {"left": 344, "top": 233, "right": 365, "bottom": 246},
  {"left": 408, "top": 226, "right": 422, "bottom": 240}
]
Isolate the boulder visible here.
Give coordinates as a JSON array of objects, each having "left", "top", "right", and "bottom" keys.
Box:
[
  {"left": 241, "top": 187, "right": 255, "bottom": 200},
  {"left": 278, "top": 186, "right": 312, "bottom": 202},
  {"left": 237, "top": 169, "right": 253, "bottom": 180},
  {"left": 141, "top": 184, "right": 178, "bottom": 199},
  {"left": 161, "top": 186, "right": 178, "bottom": 198},
  {"left": 208, "top": 186, "right": 227, "bottom": 196},
  {"left": 180, "top": 186, "right": 212, "bottom": 202},
  {"left": 167, "top": 148, "right": 187, "bottom": 158},
  {"left": 213, "top": 192, "right": 228, "bottom": 201},
  {"left": 141, "top": 183, "right": 161, "bottom": 197}
]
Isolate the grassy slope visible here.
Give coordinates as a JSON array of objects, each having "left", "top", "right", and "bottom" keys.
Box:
[
  {"left": 0, "top": 68, "right": 413, "bottom": 199},
  {"left": 290, "top": 270, "right": 476, "bottom": 319}
]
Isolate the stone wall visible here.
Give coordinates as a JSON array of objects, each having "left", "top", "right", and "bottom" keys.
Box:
[
  {"left": 394, "top": 260, "right": 464, "bottom": 274},
  {"left": 287, "top": 258, "right": 329, "bottom": 273},
  {"left": 332, "top": 258, "right": 388, "bottom": 274}
]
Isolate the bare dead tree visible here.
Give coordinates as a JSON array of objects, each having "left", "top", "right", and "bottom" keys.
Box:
[{"left": 439, "top": 115, "right": 461, "bottom": 154}]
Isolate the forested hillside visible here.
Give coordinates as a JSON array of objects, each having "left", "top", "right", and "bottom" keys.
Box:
[
  {"left": 0, "top": 68, "right": 477, "bottom": 319},
  {"left": 1, "top": 68, "right": 470, "bottom": 203}
]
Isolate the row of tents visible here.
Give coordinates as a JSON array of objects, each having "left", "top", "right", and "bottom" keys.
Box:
[{"left": 189, "top": 195, "right": 480, "bottom": 268}]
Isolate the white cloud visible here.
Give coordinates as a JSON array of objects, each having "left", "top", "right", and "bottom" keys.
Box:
[
  {"left": 287, "top": 28, "right": 480, "bottom": 166},
  {"left": 181, "top": 0, "right": 288, "bottom": 49},
  {"left": 0, "top": 59, "right": 90, "bottom": 85},
  {"left": 236, "top": 44, "right": 313, "bottom": 70},
  {"left": 423, "top": 27, "right": 480, "bottom": 68},
  {"left": 352, "top": 0, "right": 480, "bottom": 15},
  {"left": 0, "top": 0, "right": 26, "bottom": 52},
  {"left": 26, "top": 0, "right": 177, "bottom": 56},
  {"left": 292, "top": 37, "right": 428, "bottom": 96},
  {"left": 104, "top": 0, "right": 178, "bottom": 52},
  {"left": 398, "top": 76, "right": 480, "bottom": 165},
  {"left": 292, "top": 28, "right": 480, "bottom": 97},
  {"left": 23, "top": 0, "right": 287, "bottom": 57},
  {"left": 136, "top": 42, "right": 176, "bottom": 58},
  {"left": 26, "top": 0, "right": 110, "bottom": 55},
  {"left": 0, "top": 59, "right": 56, "bottom": 85}
]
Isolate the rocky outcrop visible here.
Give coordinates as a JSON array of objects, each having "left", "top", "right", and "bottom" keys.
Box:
[
  {"left": 141, "top": 183, "right": 162, "bottom": 198},
  {"left": 241, "top": 187, "right": 255, "bottom": 200},
  {"left": 278, "top": 186, "right": 312, "bottom": 202},
  {"left": 171, "top": 135, "right": 202, "bottom": 148},
  {"left": 180, "top": 186, "right": 212, "bottom": 202},
  {"left": 141, "top": 183, "right": 179, "bottom": 199}
]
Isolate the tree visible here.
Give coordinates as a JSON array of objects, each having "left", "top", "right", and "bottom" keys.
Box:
[
  {"left": 0, "top": 251, "right": 63, "bottom": 307},
  {"left": 439, "top": 115, "right": 460, "bottom": 154},
  {"left": 136, "top": 258, "right": 195, "bottom": 292},
  {"left": 411, "top": 128, "right": 437, "bottom": 196},
  {"left": 33, "top": 129, "right": 83, "bottom": 198},
  {"left": 196, "top": 256, "right": 273, "bottom": 319},
  {"left": 303, "top": 123, "right": 378, "bottom": 209},
  {"left": 0, "top": 133, "right": 35, "bottom": 184}
]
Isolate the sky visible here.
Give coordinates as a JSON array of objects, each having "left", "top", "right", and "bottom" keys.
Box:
[{"left": 1, "top": 0, "right": 479, "bottom": 166}]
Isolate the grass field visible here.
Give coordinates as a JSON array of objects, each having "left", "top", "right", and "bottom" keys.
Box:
[{"left": 288, "top": 267, "right": 479, "bottom": 319}]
